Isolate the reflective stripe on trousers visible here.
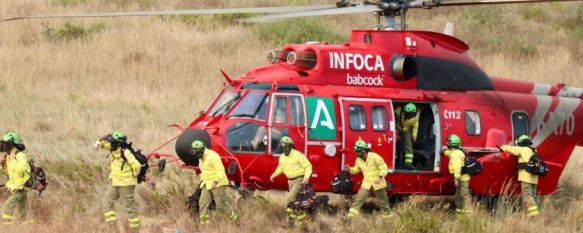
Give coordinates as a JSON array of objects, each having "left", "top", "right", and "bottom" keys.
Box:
[
  {"left": 347, "top": 208, "right": 359, "bottom": 218},
  {"left": 104, "top": 210, "right": 117, "bottom": 223},
  {"left": 129, "top": 217, "right": 140, "bottom": 229}
]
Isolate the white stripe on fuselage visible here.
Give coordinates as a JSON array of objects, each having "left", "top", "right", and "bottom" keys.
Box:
[
  {"left": 557, "top": 86, "right": 583, "bottom": 98},
  {"left": 532, "top": 96, "right": 580, "bottom": 146},
  {"left": 531, "top": 83, "right": 552, "bottom": 96}
]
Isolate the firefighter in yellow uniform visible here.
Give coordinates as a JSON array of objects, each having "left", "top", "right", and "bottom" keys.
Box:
[
  {"left": 445, "top": 134, "right": 471, "bottom": 218},
  {"left": 270, "top": 136, "right": 312, "bottom": 230},
  {"left": 396, "top": 103, "right": 419, "bottom": 170},
  {"left": 191, "top": 140, "right": 238, "bottom": 225},
  {"left": 95, "top": 131, "right": 141, "bottom": 232},
  {"left": 0, "top": 131, "right": 32, "bottom": 224},
  {"left": 500, "top": 135, "right": 540, "bottom": 217},
  {"left": 344, "top": 139, "right": 392, "bottom": 219}
]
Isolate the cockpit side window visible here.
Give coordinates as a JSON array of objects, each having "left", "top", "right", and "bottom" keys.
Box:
[
  {"left": 228, "top": 92, "right": 269, "bottom": 121},
  {"left": 209, "top": 91, "right": 241, "bottom": 116},
  {"left": 273, "top": 96, "right": 288, "bottom": 124},
  {"left": 290, "top": 96, "right": 305, "bottom": 126}
]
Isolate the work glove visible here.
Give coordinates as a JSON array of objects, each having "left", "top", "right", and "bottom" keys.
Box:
[
  {"left": 93, "top": 140, "right": 101, "bottom": 149},
  {"left": 343, "top": 165, "right": 351, "bottom": 172},
  {"left": 374, "top": 177, "right": 382, "bottom": 184},
  {"left": 210, "top": 181, "right": 218, "bottom": 190}
]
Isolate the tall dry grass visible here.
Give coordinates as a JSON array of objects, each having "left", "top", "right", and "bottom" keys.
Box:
[{"left": 0, "top": 0, "right": 582, "bottom": 232}]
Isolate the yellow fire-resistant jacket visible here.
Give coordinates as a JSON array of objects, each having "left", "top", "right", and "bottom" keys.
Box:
[
  {"left": 1, "top": 151, "right": 31, "bottom": 192},
  {"left": 348, "top": 152, "right": 389, "bottom": 191},
  {"left": 199, "top": 149, "right": 229, "bottom": 190},
  {"left": 395, "top": 107, "right": 419, "bottom": 140},
  {"left": 109, "top": 148, "right": 141, "bottom": 186},
  {"left": 446, "top": 149, "right": 470, "bottom": 181},
  {"left": 271, "top": 149, "right": 312, "bottom": 180},
  {"left": 500, "top": 145, "right": 538, "bottom": 184}
]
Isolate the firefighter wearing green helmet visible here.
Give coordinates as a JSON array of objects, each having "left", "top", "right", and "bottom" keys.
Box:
[
  {"left": 499, "top": 134, "right": 540, "bottom": 217},
  {"left": 344, "top": 139, "right": 392, "bottom": 219},
  {"left": 270, "top": 136, "right": 312, "bottom": 230},
  {"left": 191, "top": 140, "right": 238, "bottom": 225},
  {"left": 444, "top": 134, "right": 470, "bottom": 217},
  {"left": 396, "top": 103, "right": 419, "bottom": 170},
  {"left": 0, "top": 131, "right": 32, "bottom": 224},
  {"left": 94, "top": 130, "right": 141, "bottom": 232}
]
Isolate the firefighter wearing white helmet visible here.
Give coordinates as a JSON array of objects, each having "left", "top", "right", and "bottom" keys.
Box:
[
  {"left": 344, "top": 139, "right": 392, "bottom": 219},
  {"left": 0, "top": 131, "right": 32, "bottom": 224},
  {"left": 445, "top": 134, "right": 471, "bottom": 218},
  {"left": 500, "top": 135, "right": 540, "bottom": 217},
  {"left": 191, "top": 140, "right": 238, "bottom": 225},
  {"left": 270, "top": 136, "right": 312, "bottom": 230}
]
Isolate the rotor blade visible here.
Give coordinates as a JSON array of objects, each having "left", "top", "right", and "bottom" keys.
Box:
[
  {"left": 241, "top": 4, "right": 382, "bottom": 23},
  {"left": 414, "top": 0, "right": 583, "bottom": 8},
  {"left": 2, "top": 5, "right": 336, "bottom": 22}
]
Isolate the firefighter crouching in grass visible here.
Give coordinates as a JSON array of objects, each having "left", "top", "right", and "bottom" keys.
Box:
[
  {"left": 499, "top": 135, "right": 540, "bottom": 217},
  {"left": 344, "top": 139, "right": 392, "bottom": 219},
  {"left": 444, "top": 134, "right": 471, "bottom": 218},
  {"left": 0, "top": 131, "right": 32, "bottom": 224},
  {"left": 191, "top": 140, "right": 238, "bottom": 225},
  {"left": 94, "top": 131, "right": 141, "bottom": 232},
  {"left": 270, "top": 136, "right": 312, "bottom": 230}
]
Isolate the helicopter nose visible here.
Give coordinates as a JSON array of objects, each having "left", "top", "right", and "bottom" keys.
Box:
[{"left": 175, "top": 128, "right": 211, "bottom": 166}]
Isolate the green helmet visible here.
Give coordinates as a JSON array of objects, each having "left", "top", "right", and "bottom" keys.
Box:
[
  {"left": 516, "top": 134, "right": 532, "bottom": 146},
  {"left": 447, "top": 134, "right": 461, "bottom": 148},
  {"left": 517, "top": 135, "right": 530, "bottom": 144},
  {"left": 353, "top": 139, "right": 368, "bottom": 153},
  {"left": 111, "top": 130, "right": 127, "bottom": 143},
  {"left": 2, "top": 131, "right": 22, "bottom": 144},
  {"left": 404, "top": 103, "right": 417, "bottom": 113},
  {"left": 279, "top": 136, "right": 294, "bottom": 145},
  {"left": 191, "top": 140, "right": 206, "bottom": 149}
]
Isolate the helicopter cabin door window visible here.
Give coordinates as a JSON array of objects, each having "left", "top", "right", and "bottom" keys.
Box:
[
  {"left": 348, "top": 105, "right": 366, "bottom": 131},
  {"left": 371, "top": 106, "right": 389, "bottom": 131},
  {"left": 512, "top": 112, "right": 530, "bottom": 143},
  {"left": 464, "top": 110, "right": 481, "bottom": 136},
  {"left": 270, "top": 94, "right": 307, "bottom": 155}
]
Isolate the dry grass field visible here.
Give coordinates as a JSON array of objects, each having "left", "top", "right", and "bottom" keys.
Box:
[{"left": 0, "top": 0, "right": 582, "bottom": 232}]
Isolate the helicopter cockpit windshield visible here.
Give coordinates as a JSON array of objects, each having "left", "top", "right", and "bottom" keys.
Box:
[
  {"left": 209, "top": 91, "right": 241, "bottom": 116},
  {"left": 227, "top": 92, "right": 268, "bottom": 120}
]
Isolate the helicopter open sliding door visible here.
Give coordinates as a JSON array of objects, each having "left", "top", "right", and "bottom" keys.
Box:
[{"left": 339, "top": 97, "right": 395, "bottom": 173}]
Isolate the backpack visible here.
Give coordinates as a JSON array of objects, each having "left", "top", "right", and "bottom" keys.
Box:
[
  {"left": 331, "top": 171, "right": 353, "bottom": 195},
  {"left": 25, "top": 159, "right": 48, "bottom": 196},
  {"left": 186, "top": 183, "right": 216, "bottom": 213},
  {"left": 288, "top": 183, "right": 329, "bottom": 212},
  {"left": 121, "top": 143, "right": 149, "bottom": 183},
  {"left": 517, "top": 149, "right": 548, "bottom": 177},
  {"left": 461, "top": 154, "right": 483, "bottom": 176}
]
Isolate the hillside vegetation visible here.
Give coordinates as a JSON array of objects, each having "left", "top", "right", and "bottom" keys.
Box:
[{"left": 0, "top": 0, "right": 582, "bottom": 232}]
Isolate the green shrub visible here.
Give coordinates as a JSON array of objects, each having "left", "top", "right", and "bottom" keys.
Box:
[
  {"left": 253, "top": 18, "right": 346, "bottom": 45},
  {"left": 42, "top": 21, "right": 106, "bottom": 42}
]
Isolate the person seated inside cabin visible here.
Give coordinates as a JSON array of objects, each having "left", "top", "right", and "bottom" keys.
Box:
[
  {"left": 251, "top": 108, "right": 286, "bottom": 150},
  {"left": 395, "top": 103, "right": 419, "bottom": 170}
]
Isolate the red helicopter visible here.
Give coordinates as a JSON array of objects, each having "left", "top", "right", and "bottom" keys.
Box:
[{"left": 6, "top": 0, "right": 583, "bottom": 200}]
